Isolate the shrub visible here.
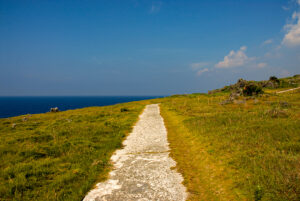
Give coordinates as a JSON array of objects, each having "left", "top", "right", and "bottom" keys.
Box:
[
  {"left": 269, "top": 76, "right": 280, "bottom": 83},
  {"left": 242, "top": 83, "right": 263, "bottom": 96},
  {"left": 120, "top": 108, "right": 129, "bottom": 112}
]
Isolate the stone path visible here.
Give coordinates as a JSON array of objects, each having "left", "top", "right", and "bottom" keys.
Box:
[
  {"left": 276, "top": 86, "right": 300, "bottom": 94},
  {"left": 83, "top": 104, "right": 187, "bottom": 201}
]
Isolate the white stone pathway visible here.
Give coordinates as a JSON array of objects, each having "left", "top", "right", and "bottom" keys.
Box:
[
  {"left": 276, "top": 86, "right": 300, "bottom": 94},
  {"left": 83, "top": 104, "right": 187, "bottom": 201}
]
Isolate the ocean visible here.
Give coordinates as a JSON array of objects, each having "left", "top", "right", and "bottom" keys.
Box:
[{"left": 0, "top": 96, "right": 161, "bottom": 118}]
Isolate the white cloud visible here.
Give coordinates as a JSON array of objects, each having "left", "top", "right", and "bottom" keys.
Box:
[
  {"left": 190, "top": 62, "right": 210, "bottom": 76},
  {"left": 282, "top": 6, "right": 290, "bottom": 11},
  {"left": 215, "top": 46, "right": 251, "bottom": 68},
  {"left": 282, "top": 0, "right": 300, "bottom": 10},
  {"left": 282, "top": 12, "right": 300, "bottom": 47},
  {"left": 197, "top": 68, "right": 209, "bottom": 76},
  {"left": 240, "top": 46, "right": 247, "bottom": 51},
  {"left": 262, "top": 39, "right": 273, "bottom": 45},
  {"left": 190, "top": 62, "right": 209, "bottom": 70},
  {"left": 257, "top": 62, "right": 267, "bottom": 68},
  {"left": 150, "top": 2, "right": 162, "bottom": 13}
]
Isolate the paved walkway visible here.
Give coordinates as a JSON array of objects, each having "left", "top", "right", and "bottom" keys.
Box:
[{"left": 83, "top": 104, "right": 187, "bottom": 201}]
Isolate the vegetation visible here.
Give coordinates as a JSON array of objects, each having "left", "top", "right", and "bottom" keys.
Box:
[
  {"left": 0, "top": 75, "right": 299, "bottom": 201},
  {"left": 209, "top": 74, "right": 300, "bottom": 95},
  {"left": 0, "top": 101, "right": 154, "bottom": 200},
  {"left": 161, "top": 87, "right": 300, "bottom": 200},
  {"left": 269, "top": 76, "right": 280, "bottom": 84},
  {"left": 242, "top": 83, "right": 263, "bottom": 96}
]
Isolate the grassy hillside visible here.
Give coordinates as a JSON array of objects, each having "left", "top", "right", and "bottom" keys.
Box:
[
  {"left": 161, "top": 87, "right": 300, "bottom": 200},
  {"left": 0, "top": 76, "right": 299, "bottom": 201},
  {"left": 0, "top": 100, "right": 156, "bottom": 200},
  {"left": 209, "top": 75, "right": 300, "bottom": 94}
]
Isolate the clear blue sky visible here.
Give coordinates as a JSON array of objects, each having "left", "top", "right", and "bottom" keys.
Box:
[{"left": 1, "top": 0, "right": 299, "bottom": 96}]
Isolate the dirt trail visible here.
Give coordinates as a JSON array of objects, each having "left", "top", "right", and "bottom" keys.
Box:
[
  {"left": 83, "top": 104, "right": 187, "bottom": 201},
  {"left": 276, "top": 87, "right": 300, "bottom": 94}
]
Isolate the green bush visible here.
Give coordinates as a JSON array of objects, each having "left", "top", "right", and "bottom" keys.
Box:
[
  {"left": 269, "top": 76, "right": 280, "bottom": 83},
  {"left": 120, "top": 108, "right": 129, "bottom": 112},
  {"left": 242, "top": 83, "right": 263, "bottom": 96}
]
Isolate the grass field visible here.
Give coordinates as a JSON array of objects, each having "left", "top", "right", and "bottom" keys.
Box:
[
  {"left": 0, "top": 76, "right": 299, "bottom": 201},
  {"left": 160, "top": 89, "right": 300, "bottom": 201},
  {"left": 0, "top": 101, "right": 153, "bottom": 201}
]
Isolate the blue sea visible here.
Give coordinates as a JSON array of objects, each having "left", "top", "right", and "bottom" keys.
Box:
[{"left": 0, "top": 96, "right": 161, "bottom": 118}]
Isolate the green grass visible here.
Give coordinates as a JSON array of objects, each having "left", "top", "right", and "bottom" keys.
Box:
[
  {"left": 1, "top": 79, "right": 299, "bottom": 201},
  {"left": 0, "top": 101, "right": 153, "bottom": 201},
  {"left": 160, "top": 89, "right": 300, "bottom": 200}
]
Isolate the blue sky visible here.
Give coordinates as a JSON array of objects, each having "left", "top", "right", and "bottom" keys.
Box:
[{"left": 1, "top": 0, "right": 300, "bottom": 96}]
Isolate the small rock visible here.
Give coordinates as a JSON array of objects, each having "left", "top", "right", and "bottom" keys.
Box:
[
  {"left": 236, "top": 78, "right": 248, "bottom": 88},
  {"left": 22, "top": 117, "right": 28, "bottom": 122},
  {"left": 220, "top": 99, "right": 232, "bottom": 105},
  {"left": 280, "top": 101, "right": 290, "bottom": 108},
  {"left": 268, "top": 108, "right": 288, "bottom": 118},
  {"left": 234, "top": 99, "right": 246, "bottom": 104},
  {"left": 245, "top": 96, "right": 254, "bottom": 100},
  {"left": 254, "top": 99, "right": 259, "bottom": 104},
  {"left": 229, "top": 92, "right": 240, "bottom": 100},
  {"left": 11, "top": 123, "right": 16, "bottom": 129},
  {"left": 263, "top": 81, "right": 276, "bottom": 88}
]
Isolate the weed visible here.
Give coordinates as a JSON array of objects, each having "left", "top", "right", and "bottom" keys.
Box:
[{"left": 254, "top": 185, "right": 264, "bottom": 201}]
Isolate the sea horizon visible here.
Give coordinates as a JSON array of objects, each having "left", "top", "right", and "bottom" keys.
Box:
[
  {"left": 0, "top": 96, "right": 163, "bottom": 118},
  {"left": 0, "top": 95, "right": 166, "bottom": 97}
]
